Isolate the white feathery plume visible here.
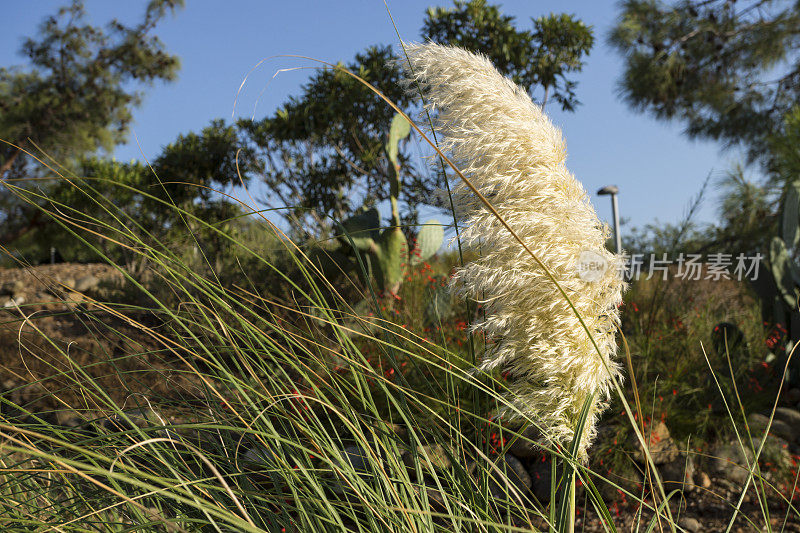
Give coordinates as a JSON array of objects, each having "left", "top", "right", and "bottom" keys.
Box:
[{"left": 397, "top": 42, "right": 626, "bottom": 457}]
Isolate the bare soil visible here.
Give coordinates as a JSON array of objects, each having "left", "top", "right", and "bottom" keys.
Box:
[{"left": 0, "top": 262, "right": 209, "bottom": 424}]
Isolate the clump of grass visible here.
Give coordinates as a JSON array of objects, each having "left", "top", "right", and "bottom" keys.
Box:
[
  {"left": 1, "top": 54, "right": 798, "bottom": 532},
  {"left": 619, "top": 269, "right": 774, "bottom": 443}
]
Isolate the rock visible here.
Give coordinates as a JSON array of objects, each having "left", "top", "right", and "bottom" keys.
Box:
[
  {"left": 506, "top": 424, "right": 542, "bottom": 458},
  {"left": 23, "top": 411, "right": 61, "bottom": 427},
  {"left": 241, "top": 443, "right": 281, "bottom": 467},
  {"left": 330, "top": 445, "right": 375, "bottom": 495},
  {"left": 414, "top": 482, "right": 446, "bottom": 513},
  {"left": 748, "top": 412, "right": 796, "bottom": 443},
  {"left": 602, "top": 466, "right": 643, "bottom": 503},
  {"left": 2, "top": 295, "right": 25, "bottom": 308},
  {"left": 711, "top": 441, "right": 755, "bottom": 484},
  {"left": 341, "top": 445, "right": 372, "bottom": 475},
  {"left": 136, "top": 508, "right": 183, "bottom": 533},
  {"left": 34, "top": 292, "right": 51, "bottom": 303},
  {"left": 678, "top": 517, "right": 702, "bottom": 532},
  {"left": 752, "top": 434, "right": 793, "bottom": 472},
  {"left": 785, "top": 388, "right": 800, "bottom": 404},
  {"left": 373, "top": 420, "right": 407, "bottom": 441},
  {"left": 488, "top": 454, "right": 531, "bottom": 499},
  {"left": 747, "top": 412, "right": 770, "bottom": 432},
  {"left": 631, "top": 421, "right": 679, "bottom": 465},
  {"left": 47, "top": 277, "right": 75, "bottom": 297},
  {"left": 694, "top": 470, "right": 711, "bottom": 490},
  {"left": 64, "top": 291, "right": 84, "bottom": 306},
  {"left": 659, "top": 454, "right": 695, "bottom": 492},
  {"left": 0, "top": 280, "right": 25, "bottom": 296},
  {"left": 74, "top": 274, "right": 100, "bottom": 293},
  {"left": 402, "top": 443, "right": 453, "bottom": 472},
  {"left": 505, "top": 454, "right": 531, "bottom": 489},
  {"left": 55, "top": 410, "right": 86, "bottom": 428},
  {"left": 528, "top": 454, "right": 555, "bottom": 502},
  {"left": 774, "top": 407, "right": 800, "bottom": 437},
  {"left": 240, "top": 443, "right": 288, "bottom": 485}
]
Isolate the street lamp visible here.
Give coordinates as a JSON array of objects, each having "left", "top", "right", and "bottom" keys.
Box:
[{"left": 597, "top": 185, "right": 621, "bottom": 254}]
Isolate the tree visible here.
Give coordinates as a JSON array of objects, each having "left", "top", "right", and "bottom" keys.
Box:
[
  {"left": 769, "top": 105, "right": 800, "bottom": 188},
  {"left": 239, "top": 46, "right": 423, "bottom": 238},
  {"left": 245, "top": 0, "right": 595, "bottom": 237},
  {"left": 610, "top": 0, "right": 800, "bottom": 253},
  {"left": 0, "top": 0, "right": 184, "bottom": 246},
  {"left": 609, "top": 0, "right": 800, "bottom": 162},
  {"left": 610, "top": 1, "right": 800, "bottom": 381},
  {"left": 7, "top": 120, "right": 255, "bottom": 266},
  {"left": 710, "top": 165, "right": 777, "bottom": 254},
  {"left": 423, "top": 0, "right": 594, "bottom": 111}
]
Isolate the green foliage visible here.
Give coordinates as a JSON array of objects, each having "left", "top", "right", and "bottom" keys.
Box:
[
  {"left": 2, "top": 120, "right": 254, "bottom": 266},
  {"left": 1, "top": 157, "right": 150, "bottom": 265},
  {"left": 151, "top": 119, "right": 256, "bottom": 205},
  {"left": 0, "top": 0, "right": 184, "bottom": 246},
  {"left": 424, "top": 274, "right": 455, "bottom": 327},
  {"left": 609, "top": 0, "right": 800, "bottom": 161},
  {"left": 0, "top": 0, "right": 183, "bottom": 159},
  {"left": 244, "top": 2, "right": 594, "bottom": 237},
  {"left": 733, "top": 109, "right": 800, "bottom": 384},
  {"left": 423, "top": 0, "right": 594, "bottom": 110},
  {"left": 1, "top": 141, "right": 796, "bottom": 531},
  {"left": 318, "top": 113, "right": 442, "bottom": 297},
  {"left": 750, "top": 173, "right": 800, "bottom": 383},
  {"left": 239, "top": 46, "right": 424, "bottom": 237},
  {"left": 769, "top": 105, "right": 800, "bottom": 190},
  {"left": 712, "top": 166, "right": 777, "bottom": 256},
  {"left": 618, "top": 273, "right": 769, "bottom": 445},
  {"left": 623, "top": 167, "right": 776, "bottom": 259}
]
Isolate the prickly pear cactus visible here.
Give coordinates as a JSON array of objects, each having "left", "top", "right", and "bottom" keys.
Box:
[
  {"left": 783, "top": 181, "right": 800, "bottom": 250},
  {"left": 321, "top": 113, "right": 415, "bottom": 296},
  {"left": 756, "top": 179, "right": 800, "bottom": 383},
  {"left": 386, "top": 112, "right": 411, "bottom": 171},
  {"left": 411, "top": 219, "right": 444, "bottom": 266},
  {"left": 338, "top": 207, "right": 381, "bottom": 253},
  {"left": 374, "top": 227, "right": 408, "bottom": 295},
  {"left": 770, "top": 237, "right": 800, "bottom": 307}
]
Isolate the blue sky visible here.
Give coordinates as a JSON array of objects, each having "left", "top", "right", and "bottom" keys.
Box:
[{"left": 3, "top": 0, "right": 751, "bottom": 231}]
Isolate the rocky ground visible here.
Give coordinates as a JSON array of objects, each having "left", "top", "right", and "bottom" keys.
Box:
[
  {"left": 1, "top": 263, "right": 799, "bottom": 531},
  {"left": 0, "top": 262, "right": 209, "bottom": 425}
]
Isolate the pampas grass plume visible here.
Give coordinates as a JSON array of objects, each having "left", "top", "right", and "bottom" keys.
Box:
[{"left": 398, "top": 42, "right": 626, "bottom": 457}]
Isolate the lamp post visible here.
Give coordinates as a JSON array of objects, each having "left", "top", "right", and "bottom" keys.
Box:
[{"left": 597, "top": 185, "right": 621, "bottom": 254}]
